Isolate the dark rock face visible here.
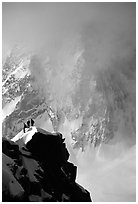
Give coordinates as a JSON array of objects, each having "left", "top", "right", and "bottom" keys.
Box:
[{"left": 2, "top": 129, "right": 92, "bottom": 202}]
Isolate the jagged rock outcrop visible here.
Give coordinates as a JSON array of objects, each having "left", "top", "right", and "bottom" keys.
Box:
[{"left": 2, "top": 127, "right": 92, "bottom": 202}]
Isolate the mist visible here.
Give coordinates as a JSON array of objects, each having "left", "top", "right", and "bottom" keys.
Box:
[{"left": 3, "top": 2, "right": 136, "bottom": 202}]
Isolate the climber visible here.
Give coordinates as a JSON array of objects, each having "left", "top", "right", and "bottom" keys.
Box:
[
  {"left": 30, "top": 119, "right": 34, "bottom": 126},
  {"left": 23, "top": 123, "right": 28, "bottom": 133},
  {"left": 27, "top": 120, "right": 30, "bottom": 128}
]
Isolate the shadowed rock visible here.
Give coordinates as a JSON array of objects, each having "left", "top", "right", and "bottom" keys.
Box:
[{"left": 2, "top": 127, "right": 92, "bottom": 202}]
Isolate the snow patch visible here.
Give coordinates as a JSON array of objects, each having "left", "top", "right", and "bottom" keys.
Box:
[
  {"left": 2, "top": 96, "right": 22, "bottom": 121},
  {"left": 11, "top": 126, "right": 37, "bottom": 147}
]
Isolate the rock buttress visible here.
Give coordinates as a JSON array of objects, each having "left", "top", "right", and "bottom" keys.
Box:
[{"left": 2, "top": 128, "right": 92, "bottom": 201}]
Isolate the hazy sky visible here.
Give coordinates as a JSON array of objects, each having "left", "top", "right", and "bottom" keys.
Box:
[{"left": 2, "top": 2, "right": 136, "bottom": 57}]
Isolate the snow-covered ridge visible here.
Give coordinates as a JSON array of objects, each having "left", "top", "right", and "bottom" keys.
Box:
[{"left": 11, "top": 126, "right": 37, "bottom": 145}]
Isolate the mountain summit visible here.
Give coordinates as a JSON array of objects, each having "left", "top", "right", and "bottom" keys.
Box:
[{"left": 2, "top": 124, "right": 92, "bottom": 202}]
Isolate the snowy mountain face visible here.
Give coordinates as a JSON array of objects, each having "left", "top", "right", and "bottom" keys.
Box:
[
  {"left": 2, "top": 48, "right": 47, "bottom": 138},
  {"left": 2, "top": 45, "right": 135, "bottom": 150},
  {"left": 2, "top": 47, "right": 31, "bottom": 106},
  {"left": 2, "top": 46, "right": 136, "bottom": 151},
  {"left": 72, "top": 55, "right": 136, "bottom": 150}
]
